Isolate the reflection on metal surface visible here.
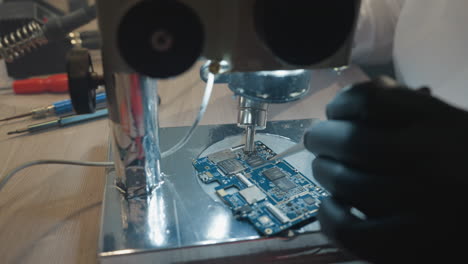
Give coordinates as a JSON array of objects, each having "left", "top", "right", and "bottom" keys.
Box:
[
  {"left": 237, "top": 96, "right": 269, "bottom": 152},
  {"left": 100, "top": 249, "right": 140, "bottom": 257},
  {"left": 207, "top": 209, "right": 231, "bottom": 240},
  {"left": 200, "top": 65, "right": 312, "bottom": 104},
  {"left": 237, "top": 97, "right": 268, "bottom": 129},
  {"left": 256, "top": 69, "right": 306, "bottom": 77},
  {"left": 244, "top": 126, "right": 256, "bottom": 153},
  {"left": 229, "top": 70, "right": 312, "bottom": 103},
  {"left": 108, "top": 73, "right": 162, "bottom": 198},
  {"left": 148, "top": 192, "right": 168, "bottom": 246},
  {"left": 99, "top": 120, "right": 345, "bottom": 263},
  {"left": 199, "top": 60, "right": 231, "bottom": 82}
]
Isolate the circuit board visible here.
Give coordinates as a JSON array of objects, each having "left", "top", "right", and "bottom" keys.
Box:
[{"left": 192, "top": 141, "right": 329, "bottom": 236}]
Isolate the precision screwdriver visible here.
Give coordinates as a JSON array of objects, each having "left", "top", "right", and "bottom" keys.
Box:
[
  {"left": 268, "top": 142, "right": 306, "bottom": 161},
  {"left": 0, "top": 93, "right": 107, "bottom": 122},
  {"left": 7, "top": 109, "right": 109, "bottom": 135},
  {"left": 0, "top": 74, "right": 69, "bottom": 94}
]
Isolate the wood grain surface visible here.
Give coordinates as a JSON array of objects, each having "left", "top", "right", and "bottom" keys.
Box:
[{"left": 0, "top": 2, "right": 369, "bottom": 263}]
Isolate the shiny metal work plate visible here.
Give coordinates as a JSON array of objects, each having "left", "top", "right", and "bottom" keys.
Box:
[{"left": 99, "top": 119, "right": 354, "bottom": 263}]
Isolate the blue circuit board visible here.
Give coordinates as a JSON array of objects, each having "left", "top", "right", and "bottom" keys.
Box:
[{"left": 193, "top": 141, "right": 329, "bottom": 236}]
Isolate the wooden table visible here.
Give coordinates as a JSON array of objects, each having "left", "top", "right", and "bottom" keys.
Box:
[{"left": 0, "top": 64, "right": 367, "bottom": 264}]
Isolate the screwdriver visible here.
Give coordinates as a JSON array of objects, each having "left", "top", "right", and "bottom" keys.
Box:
[
  {"left": 7, "top": 108, "right": 109, "bottom": 135},
  {"left": 0, "top": 93, "right": 107, "bottom": 122},
  {"left": 0, "top": 74, "right": 69, "bottom": 94}
]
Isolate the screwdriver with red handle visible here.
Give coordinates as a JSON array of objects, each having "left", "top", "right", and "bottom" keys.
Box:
[{"left": 0, "top": 74, "right": 69, "bottom": 94}]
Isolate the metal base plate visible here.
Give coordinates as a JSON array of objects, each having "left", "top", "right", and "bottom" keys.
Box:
[{"left": 99, "top": 119, "right": 354, "bottom": 263}]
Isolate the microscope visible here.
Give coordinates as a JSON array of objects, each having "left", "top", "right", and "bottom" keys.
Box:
[{"left": 67, "top": 0, "right": 360, "bottom": 263}]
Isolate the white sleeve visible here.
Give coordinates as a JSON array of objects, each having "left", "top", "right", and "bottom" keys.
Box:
[{"left": 351, "top": 0, "right": 406, "bottom": 65}]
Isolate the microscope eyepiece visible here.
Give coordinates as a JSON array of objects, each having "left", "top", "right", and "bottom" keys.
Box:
[
  {"left": 117, "top": 0, "right": 204, "bottom": 78},
  {"left": 254, "top": 0, "right": 358, "bottom": 66}
]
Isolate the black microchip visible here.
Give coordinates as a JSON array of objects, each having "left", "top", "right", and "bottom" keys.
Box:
[
  {"left": 303, "top": 196, "right": 316, "bottom": 205},
  {"left": 246, "top": 155, "right": 265, "bottom": 167},
  {"left": 218, "top": 159, "right": 245, "bottom": 175},
  {"left": 263, "top": 167, "right": 287, "bottom": 181},
  {"left": 273, "top": 177, "right": 296, "bottom": 191},
  {"left": 235, "top": 205, "right": 253, "bottom": 214}
]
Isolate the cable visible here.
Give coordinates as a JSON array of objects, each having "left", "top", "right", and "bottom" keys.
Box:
[
  {"left": 161, "top": 71, "right": 216, "bottom": 158},
  {"left": 0, "top": 159, "right": 114, "bottom": 192},
  {"left": 43, "top": 5, "right": 97, "bottom": 42}
]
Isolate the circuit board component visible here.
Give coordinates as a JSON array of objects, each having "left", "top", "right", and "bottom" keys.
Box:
[
  {"left": 193, "top": 141, "right": 328, "bottom": 236},
  {"left": 239, "top": 186, "right": 266, "bottom": 204},
  {"left": 218, "top": 158, "right": 246, "bottom": 175},
  {"left": 263, "top": 167, "right": 288, "bottom": 181},
  {"left": 246, "top": 155, "right": 265, "bottom": 167}
]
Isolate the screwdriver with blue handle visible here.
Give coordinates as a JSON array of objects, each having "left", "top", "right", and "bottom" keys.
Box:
[
  {"left": 0, "top": 92, "right": 107, "bottom": 122},
  {"left": 7, "top": 108, "right": 109, "bottom": 135}
]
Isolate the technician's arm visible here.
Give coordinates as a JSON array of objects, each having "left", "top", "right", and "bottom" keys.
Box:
[
  {"left": 305, "top": 77, "right": 468, "bottom": 263},
  {"left": 351, "top": 0, "right": 405, "bottom": 65}
]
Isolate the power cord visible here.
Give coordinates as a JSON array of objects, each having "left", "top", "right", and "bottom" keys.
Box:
[
  {"left": 161, "top": 70, "right": 216, "bottom": 158},
  {"left": 0, "top": 159, "right": 114, "bottom": 192}
]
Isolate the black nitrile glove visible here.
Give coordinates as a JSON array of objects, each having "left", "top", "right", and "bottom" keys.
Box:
[{"left": 305, "top": 77, "right": 468, "bottom": 263}]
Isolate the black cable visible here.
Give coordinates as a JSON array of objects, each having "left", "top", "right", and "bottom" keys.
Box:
[{"left": 43, "top": 5, "right": 97, "bottom": 42}]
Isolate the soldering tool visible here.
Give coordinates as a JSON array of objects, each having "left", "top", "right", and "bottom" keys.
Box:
[
  {"left": 7, "top": 108, "right": 108, "bottom": 135},
  {"left": 0, "top": 93, "right": 106, "bottom": 122}
]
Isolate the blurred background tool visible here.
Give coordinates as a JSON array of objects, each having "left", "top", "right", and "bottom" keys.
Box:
[
  {"left": 67, "top": 30, "right": 102, "bottom": 50},
  {"left": 0, "top": 73, "right": 68, "bottom": 94},
  {"left": 7, "top": 108, "right": 108, "bottom": 135},
  {"left": 0, "top": 92, "right": 106, "bottom": 122},
  {"left": 0, "top": 1, "right": 98, "bottom": 78}
]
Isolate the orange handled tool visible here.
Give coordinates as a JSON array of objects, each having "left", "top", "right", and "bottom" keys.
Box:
[{"left": 1, "top": 74, "right": 69, "bottom": 94}]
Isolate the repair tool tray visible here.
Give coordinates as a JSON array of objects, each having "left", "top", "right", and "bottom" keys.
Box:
[{"left": 193, "top": 141, "right": 329, "bottom": 236}]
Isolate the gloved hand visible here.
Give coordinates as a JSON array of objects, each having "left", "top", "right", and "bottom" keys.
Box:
[{"left": 304, "top": 77, "right": 468, "bottom": 263}]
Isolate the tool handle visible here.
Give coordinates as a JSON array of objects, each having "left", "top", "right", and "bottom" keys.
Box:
[
  {"left": 96, "top": 92, "right": 107, "bottom": 105},
  {"left": 53, "top": 99, "right": 74, "bottom": 115},
  {"left": 59, "top": 109, "right": 108, "bottom": 127},
  {"left": 12, "top": 74, "right": 69, "bottom": 94},
  {"left": 53, "top": 92, "right": 106, "bottom": 115},
  {"left": 44, "top": 74, "right": 69, "bottom": 93}
]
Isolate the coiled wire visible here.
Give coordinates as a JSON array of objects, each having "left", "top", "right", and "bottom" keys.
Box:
[{"left": 0, "top": 21, "right": 48, "bottom": 62}]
